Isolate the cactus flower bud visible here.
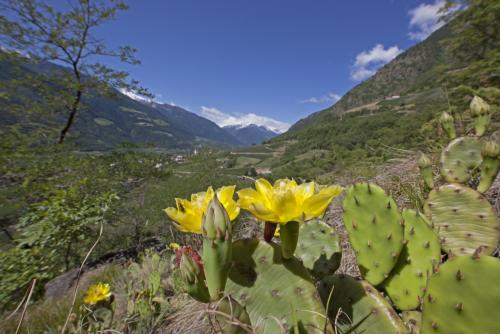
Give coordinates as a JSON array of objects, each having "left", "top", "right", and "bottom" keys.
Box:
[
  {"left": 470, "top": 96, "right": 490, "bottom": 116},
  {"left": 439, "top": 112, "right": 456, "bottom": 139},
  {"left": 470, "top": 96, "right": 491, "bottom": 136},
  {"left": 478, "top": 141, "right": 500, "bottom": 193},
  {"left": 175, "top": 246, "right": 210, "bottom": 302},
  {"left": 418, "top": 153, "right": 434, "bottom": 189},
  {"left": 180, "top": 252, "right": 199, "bottom": 284},
  {"left": 202, "top": 197, "right": 233, "bottom": 300},
  {"left": 203, "top": 196, "right": 232, "bottom": 240}
]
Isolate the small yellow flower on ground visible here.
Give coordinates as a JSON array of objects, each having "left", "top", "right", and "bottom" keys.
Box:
[
  {"left": 169, "top": 242, "right": 180, "bottom": 251},
  {"left": 84, "top": 283, "right": 111, "bottom": 305},
  {"left": 164, "top": 185, "right": 239, "bottom": 233},
  {"left": 237, "top": 178, "right": 342, "bottom": 224}
]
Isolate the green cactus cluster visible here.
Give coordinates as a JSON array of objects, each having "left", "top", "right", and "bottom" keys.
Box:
[
  {"left": 174, "top": 93, "right": 498, "bottom": 333},
  {"left": 342, "top": 183, "right": 404, "bottom": 285}
]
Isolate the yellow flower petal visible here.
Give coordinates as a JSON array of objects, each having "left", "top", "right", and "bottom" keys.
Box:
[
  {"left": 271, "top": 189, "right": 300, "bottom": 223},
  {"left": 302, "top": 194, "right": 335, "bottom": 220},
  {"left": 295, "top": 182, "right": 315, "bottom": 204},
  {"left": 237, "top": 188, "right": 263, "bottom": 208},
  {"left": 319, "top": 185, "right": 343, "bottom": 197},
  {"left": 249, "top": 203, "right": 279, "bottom": 222}
]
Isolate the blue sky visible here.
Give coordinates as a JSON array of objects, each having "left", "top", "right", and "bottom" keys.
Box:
[{"left": 95, "top": 0, "right": 449, "bottom": 132}]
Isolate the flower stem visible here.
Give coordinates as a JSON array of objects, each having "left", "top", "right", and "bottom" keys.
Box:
[{"left": 280, "top": 221, "right": 300, "bottom": 259}]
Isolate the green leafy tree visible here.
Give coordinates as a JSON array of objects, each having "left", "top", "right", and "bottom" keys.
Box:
[
  {"left": 0, "top": 187, "right": 117, "bottom": 308},
  {"left": 0, "top": 0, "right": 150, "bottom": 143}
]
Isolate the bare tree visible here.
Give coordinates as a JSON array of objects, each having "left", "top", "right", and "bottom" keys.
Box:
[{"left": 0, "top": 0, "right": 150, "bottom": 143}]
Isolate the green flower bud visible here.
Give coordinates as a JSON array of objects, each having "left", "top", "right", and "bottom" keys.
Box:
[
  {"left": 470, "top": 96, "right": 490, "bottom": 117},
  {"left": 203, "top": 196, "right": 231, "bottom": 240},
  {"left": 439, "top": 112, "right": 456, "bottom": 139},
  {"left": 418, "top": 154, "right": 432, "bottom": 168},
  {"left": 481, "top": 140, "right": 499, "bottom": 158}
]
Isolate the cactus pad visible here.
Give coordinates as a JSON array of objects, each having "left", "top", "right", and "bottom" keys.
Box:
[
  {"left": 424, "top": 184, "right": 499, "bottom": 256},
  {"left": 384, "top": 210, "right": 441, "bottom": 311},
  {"left": 343, "top": 183, "right": 404, "bottom": 285},
  {"left": 439, "top": 137, "right": 482, "bottom": 183},
  {"left": 319, "top": 275, "right": 408, "bottom": 334},
  {"left": 421, "top": 254, "right": 500, "bottom": 334},
  {"left": 226, "top": 239, "right": 334, "bottom": 334},
  {"left": 402, "top": 311, "right": 422, "bottom": 334},
  {"left": 295, "top": 219, "right": 341, "bottom": 280}
]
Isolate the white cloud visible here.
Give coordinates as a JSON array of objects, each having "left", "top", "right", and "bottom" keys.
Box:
[
  {"left": 119, "top": 88, "right": 166, "bottom": 105},
  {"left": 408, "top": 0, "right": 460, "bottom": 41},
  {"left": 199, "top": 106, "right": 290, "bottom": 134},
  {"left": 301, "top": 92, "right": 342, "bottom": 104},
  {"left": 350, "top": 44, "right": 403, "bottom": 81}
]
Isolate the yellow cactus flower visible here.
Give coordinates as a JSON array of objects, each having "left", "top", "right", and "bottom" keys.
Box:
[
  {"left": 164, "top": 185, "right": 240, "bottom": 233},
  {"left": 237, "top": 178, "right": 342, "bottom": 224},
  {"left": 84, "top": 283, "right": 111, "bottom": 305},
  {"left": 169, "top": 242, "right": 181, "bottom": 251}
]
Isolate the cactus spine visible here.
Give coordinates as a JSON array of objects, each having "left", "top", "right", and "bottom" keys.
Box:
[
  {"left": 470, "top": 95, "right": 491, "bottom": 136},
  {"left": 439, "top": 112, "right": 456, "bottom": 139},
  {"left": 202, "top": 196, "right": 233, "bottom": 300},
  {"left": 478, "top": 140, "right": 500, "bottom": 193},
  {"left": 418, "top": 154, "right": 434, "bottom": 189}
]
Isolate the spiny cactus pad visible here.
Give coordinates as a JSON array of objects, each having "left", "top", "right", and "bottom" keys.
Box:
[
  {"left": 424, "top": 184, "right": 499, "bottom": 256},
  {"left": 402, "top": 311, "right": 422, "bottom": 334},
  {"left": 226, "top": 239, "right": 333, "bottom": 334},
  {"left": 421, "top": 254, "right": 500, "bottom": 334},
  {"left": 319, "top": 275, "right": 408, "bottom": 334},
  {"left": 439, "top": 137, "right": 482, "bottom": 183},
  {"left": 212, "top": 296, "right": 252, "bottom": 334},
  {"left": 384, "top": 210, "right": 441, "bottom": 311},
  {"left": 295, "top": 219, "right": 341, "bottom": 280},
  {"left": 343, "top": 183, "right": 404, "bottom": 285}
]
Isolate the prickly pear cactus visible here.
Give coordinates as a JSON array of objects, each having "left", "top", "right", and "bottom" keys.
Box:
[
  {"left": 478, "top": 140, "right": 500, "bottom": 193},
  {"left": 318, "top": 275, "right": 408, "bottom": 334},
  {"left": 226, "top": 239, "right": 334, "bottom": 334},
  {"left": 384, "top": 210, "right": 441, "bottom": 311},
  {"left": 439, "top": 137, "right": 482, "bottom": 183},
  {"left": 424, "top": 184, "right": 499, "bottom": 256},
  {"left": 402, "top": 311, "right": 422, "bottom": 334},
  {"left": 295, "top": 219, "right": 341, "bottom": 280},
  {"left": 421, "top": 253, "right": 500, "bottom": 334},
  {"left": 342, "top": 183, "right": 404, "bottom": 285}
]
